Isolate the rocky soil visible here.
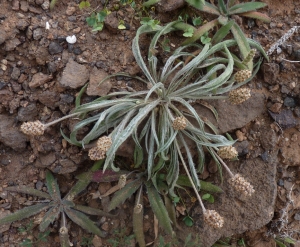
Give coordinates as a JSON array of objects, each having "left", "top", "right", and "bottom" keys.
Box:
[{"left": 1, "top": 0, "right": 300, "bottom": 246}]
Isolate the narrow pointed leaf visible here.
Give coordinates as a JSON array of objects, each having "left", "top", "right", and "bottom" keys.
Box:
[
  {"left": 4, "top": 186, "right": 51, "bottom": 200},
  {"left": 72, "top": 205, "right": 118, "bottom": 218},
  {"left": 229, "top": 2, "right": 267, "bottom": 15},
  {"left": 64, "top": 208, "right": 106, "bottom": 237},
  {"left": 0, "top": 203, "right": 50, "bottom": 225},
  {"left": 212, "top": 20, "right": 234, "bottom": 44},
  {"left": 163, "top": 194, "right": 177, "bottom": 227},
  {"left": 240, "top": 11, "right": 271, "bottom": 23},
  {"left": 75, "top": 84, "right": 88, "bottom": 108},
  {"left": 176, "top": 175, "right": 223, "bottom": 193},
  {"left": 182, "top": 19, "right": 219, "bottom": 45},
  {"left": 39, "top": 206, "right": 60, "bottom": 232},
  {"left": 218, "top": 0, "right": 227, "bottom": 15},
  {"left": 186, "top": 0, "right": 220, "bottom": 15},
  {"left": 146, "top": 183, "right": 173, "bottom": 235},
  {"left": 108, "top": 179, "right": 143, "bottom": 211},
  {"left": 133, "top": 188, "right": 145, "bottom": 247},
  {"left": 231, "top": 22, "right": 251, "bottom": 61},
  {"left": 45, "top": 170, "right": 61, "bottom": 202}
]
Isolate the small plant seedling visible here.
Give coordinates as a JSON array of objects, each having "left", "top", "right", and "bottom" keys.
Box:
[
  {"left": 202, "top": 193, "right": 215, "bottom": 203},
  {"left": 200, "top": 31, "right": 211, "bottom": 44},
  {"left": 79, "top": 1, "right": 90, "bottom": 10},
  {"left": 0, "top": 162, "right": 116, "bottom": 246},
  {"left": 118, "top": 20, "right": 126, "bottom": 30},
  {"left": 183, "top": 215, "right": 194, "bottom": 227},
  {"left": 161, "top": 38, "right": 171, "bottom": 52},
  {"left": 237, "top": 238, "right": 246, "bottom": 246},
  {"left": 192, "top": 17, "right": 202, "bottom": 26},
  {"left": 86, "top": 9, "right": 111, "bottom": 32},
  {"left": 183, "top": 27, "right": 194, "bottom": 37},
  {"left": 140, "top": 17, "right": 160, "bottom": 29}
]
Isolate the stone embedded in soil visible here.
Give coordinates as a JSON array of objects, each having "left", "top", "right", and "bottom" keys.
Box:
[
  {"left": 48, "top": 41, "right": 64, "bottom": 55},
  {"left": 87, "top": 67, "right": 112, "bottom": 96},
  {"left": 0, "top": 29, "right": 7, "bottom": 45},
  {"left": 181, "top": 157, "right": 277, "bottom": 247},
  {"left": 283, "top": 97, "right": 296, "bottom": 107},
  {"left": 263, "top": 63, "right": 279, "bottom": 84},
  {"left": 0, "top": 90, "right": 14, "bottom": 106},
  {"left": 281, "top": 129, "right": 300, "bottom": 166},
  {"left": 4, "top": 38, "right": 21, "bottom": 51},
  {"left": 0, "top": 115, "right": 27, "bottom": 151},
  {"left": 34, "top": 153, "right": 56, "bottom": 168},
  {"left": 60, "top": 59, "right": 89, "bottom": 89},
  {"left": 17, "top": 103, "right": 38, "bottom": 122},
  {"left": 260, "top": 127, "right": 278, "bottom": 151},
  {"left": 104, "top": 12, "right": 119, "bottom": 34},
  {"left": 51, "top": 159, "right": 77, "bottom": 174},
  {"left": 29, "top": 72, "right": 53, "bottom": 88},
  {"left": 38, "top": 90, "right": 60, "bottom": 109},
  {"left": 16, "top": 19, "right": 30, "bottom": 31},
  {"left": 10, "top": 66, "right": 21, "bottom": 80},
  {"left": 157, "top": 0, "right": 185, "bottom": 12},
  {"left": 268, "top": 109, "right": 298, "bottom": 130}
]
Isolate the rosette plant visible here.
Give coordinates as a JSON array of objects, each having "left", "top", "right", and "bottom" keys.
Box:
[
  {"left": 20, "top": 21, "right": 258, "bottom": 236},
  {"left": 184, "top": 0, "right": 270, "bottom": 70}
]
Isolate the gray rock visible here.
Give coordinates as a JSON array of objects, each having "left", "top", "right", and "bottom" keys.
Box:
[
  {"left": 0, "top": 30, "right": 7, "bottom": 45},
  {"left": 12, "top": 0, "right": 20, "bottom": 10},
  {"left": 17, "top": 103, "right": 38, "bottom": 122},
  {"left": 104, "top": 12, "right": 119, "bottom": 34},
  {"left": 193, "top": 92, "right": 266, "bottom": 133},
  {"left": 157, "top": 0, "right": 185, "bottom": 12},
  {"left": 16, "top": 19, "right": 30, "bottom": 30},
  {"left": 4, "top": 38, "right": 21, "bottom": 51},
  {"left": 29, "top": 72, "right": 53, "bottom": 88},
  {"left": 11, "top": 67, "right": 21, "bottom": 80},
  {"left": 33, "top": 28, "right": 44, "bottom": 40},
  {"left": 268, "top": 109, "right": 298, "bottom": 130},
  {"left": 20, "top": 1, "right": 29, "bottom": 12},
  {"left": 52, "top": 159, "right": 77, "bottom": 174},
  {"left": 48, "top": 41, "right": 64, "bottom": 55},
  {"left": 0, "top": 115, "right": 27, "bottom": 151},
  {"left": 283, "top": 97, "right": 296, "bottom": 107},
  {"left": 35, "top": 47, "right": 50, "bottom": 65},
  {"left": 87, "top": 67, "right": 112, "bottom": 96},
  {"left": 34, "top": 153, "right": 56, "bottom": 168},
  {"left": 260, "top": 128, "right": 278, "bottom": 150},
  {"left": 60, "top": 59, "right": 89, "bottom": 89},
  {"left": 263, "top": 63, "right": 279, "bottom": 85},
  {"left": 38, "top": 90, "right": 60, "bottom": 109},
  {"left": 41, "top": 0, "right": 50, "bottom": 10}
]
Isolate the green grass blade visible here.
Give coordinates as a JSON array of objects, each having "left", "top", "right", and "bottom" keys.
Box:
[
  {"left": 146, "top": 183, "right": 173, "bottom": 235},
  {"left": 108, "top": 179, "right": 143, "bottom": 211},
  {"left": 64, "top": 208, "right": 106, "bottom": 237},
  {"left": 75, "top": 84, "right": 88, "bottom": 108},
  {"left": 0, "top": 204, "right": 50, "bottom": 225},
  {"left": 45, "top": 170, "right": 61, "bottom": 202},
  {"left": 163, "top": 194, "right": 177, "bottom": 227},
  {"left": 218, "top": 0, "right": 227, "bottom": 15},
  {"left": 229, "top": 2, "right": 267, "bottom": 15},
  {"left": 240, "top": 11, "right": 271, "bottom": 23},
  {"left": 5, "top": 186, "right": 51, "bottom": 200},
  {"left": 39, "top": 206, "right": 60, "bottom": 232}
]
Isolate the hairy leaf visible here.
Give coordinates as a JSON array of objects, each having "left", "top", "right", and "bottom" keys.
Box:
[
  {"left": 228, "top": 2, "right": 267, "bottom": 15},
  {"left": 240, "top": 11, "right": 271, "bottom": 23},
  {"left": 133, "top": 188, "right": 145, "bottom": 247},
  {"left": 45, "top": 170, "right": 61, "bottom": 202},
  {"left": 108, "top": 179, "right": 143, "bottom": 211},
  {"left": 39, "top": 206, "right": 60, "bottom": 232},
  {"left": 146, "top": 183, "right": 173, "bottom": 235},
  {"left": 64, "top": 208, "right": 106, "bottom": 237},
  {"left": 73, "top": 205, "right": 118, "bottom": 218},
  {"left": 0, "top": 204, "right": 50, "bottom": 225},
  {"left": 4, "top": 186, "right": 51, "bottom": 200}
]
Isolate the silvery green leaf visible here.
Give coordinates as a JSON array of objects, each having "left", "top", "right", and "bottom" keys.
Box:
[
  {"left": 0, "top": 203, "right": 50, "bottom": 225},
  {"left": 4, "top": 186, "right": 51, "bottom": 200},
  {"left": 39, "top": 206, "right": 60, "bottom": 232},
  {"left": 45, "top": 170, "right": 61, "bottom": 202},
  {"left": 147, "top": 131, "right": 155, "bottom": 180},
  {"left": 104, "top": 100, "right": 160, "bottom": 171}
]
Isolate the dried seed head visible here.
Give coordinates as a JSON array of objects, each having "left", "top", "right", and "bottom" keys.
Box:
[
  {"left": 134, "top": 203, "right": 143, "bottom": 214},
  {"left": 118, "top": 174, "right": 127, "bottom": 189},
  {"left": 217, "top": 146, "right": 238, "bottom": 160},
  {"left": 242, "top": 49, "right": 256, "bottom": 65},
  {"left": 204, "top": 210, "right": 224, "bottom": 228},
  {"left": 229, "top": 88, "right": 251, "bottom": 105},
  {"left": 228, "top": 174, "right": 255, "bottom": 196},
  {"left": 234, "top": 69, "right": 252, "bottom": 83},
  {"left": 172, "top": 116, "right": 187, "bottom": 130},
  {"left": 20, "top": 120, "right": 45, "bottom": 136},
  {"left": 96, "top": 136, "right": 112, "bottom": 152},
  {"left": 88, "top": 146, "right": 106, "bottom": 161}
]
